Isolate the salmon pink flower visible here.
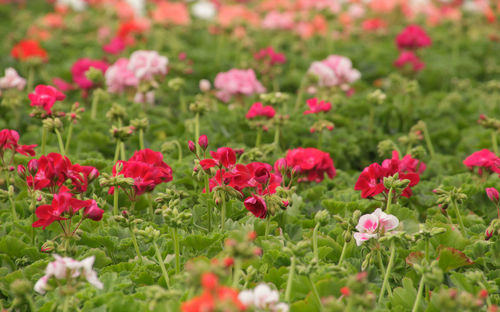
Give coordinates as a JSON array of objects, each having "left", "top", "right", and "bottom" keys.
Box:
[
  {"left": 152, "top": 1, "right": 190, "bottom": 26},
  {"left": 353, "top": 208, "right": 399, "bottom": 246},
  {"left": 303, "top": 98, "right": 331, "bottom": 115},
  {"left": 261, "top": 11, "right": 295, "bottom": 30},
  {"left": 28, "top": 85, "right": 66, "bottom": 115},
  {"left": 11, "top": 40, "right": 48, "bottom": 62},
  {"left": 396, "top": 25, "right": 432, "bottom": 50},
  {"left": 246, "top": 102, "right": 275, "bottom": 119}
]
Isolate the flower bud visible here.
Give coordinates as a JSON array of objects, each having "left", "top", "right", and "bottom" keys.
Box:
[
  {"left": 84, "top": 200, "right": 104, "bottom": 221},
  {"left": 479, "top": 289, "right": 488, "bottom": 299},
  {"left": 27, "top": 159, "right": 38, "bottom": 175},
  {"left": 188, "top": 140, "right": 196, "bottom": 153},
  {"left": 224, "top": 257, "right": 234, "bottom": 267},
  {"left": 486, "top": 187, "right": 499, "bottom": 203},
  {"left": 199, "top": 79, "right": 211, "bottom": 92},
  {"left": 41, "top": 240, "right": 55, "bottom": 253},
  {"left": 340, "top": 287, "right": 351, "bottom": 296},
  {"left": 17, "top": 165, "right": 26, "bottom": 178},
  {"left": 198, "top": 135, "right": 208, "bottom": 150}
]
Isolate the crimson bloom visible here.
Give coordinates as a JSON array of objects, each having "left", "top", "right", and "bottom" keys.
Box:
[
  {"left": 253, "top": 47, "right": 286, "bottom": 66},
  {"left": 209, "top": 147, "right": 237, "bottom": 169},
  {"left": 394, "top": 51, "right": 425, "bottom": 72},
  {"left": 11, "top": 40, "right": 48, "bottom": 62},
  {"left": 0, "top": 129, "right": 36, "bottom": 158},
  {"left": 32, "top": 191, "right": 96, "bottom": 229},
  {"left": 28, "top": 85, "right": 66, "bottom": 115},
  {"left": 463, "top": 149, "right": 500, "bottom": 176},
  {"left": 284, "top": 147, "right": 336, "bottom": 182},
  {"left": 244, "top": 194, "right": 267, "bottom": 219},
  {"left": 246, "top": 102, "right": 276, "bottom": 119},
  {"left": 355, "top": 152, "right": 421, "bottom": 199},
  {"left": 395, "top": 25, "right": 432, "bottom": 50},
  {"left": 304, "top": 98, "right": 331, "bottom": 115},
  {"left": 71, "top": 58, "right": 109, "bottom": 90}
]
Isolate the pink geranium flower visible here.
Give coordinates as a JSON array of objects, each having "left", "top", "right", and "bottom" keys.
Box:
[
  {"left": 127, "top": 50, "right": 168, "bottom": 81},
  {"left": 353, "top": 208, "right": 399, "bottom": 246},
  {"left": 105, "top": 58, "right": 139, "bottom": 94},
  {"left": 246, "top": 102, "right": 275, "bottom": 119},
  {"left": 28, "top": 85, "right": 65, "bottom": 114},
  {"left": 214, "top": 69, "right": 265, "bottom": 102},
  {"left": 0, "top": 68, "right": 26, "bottom": 90},
  {"left": 395, "top": 25, "right": 432, "bottom": 50},
  {"left": 303, "top": 98, "right": 331, "bottom": 115},
  {"left": 308, "top": 55, "right": 361, "bottom": 88},
  {"left": 71, "top": 58, "right": 109, "bottom": 90},
  {"left": 394, "top": 51, "right": 425, "bottom": 72}
]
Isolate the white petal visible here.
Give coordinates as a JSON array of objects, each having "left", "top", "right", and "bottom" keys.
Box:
[
  {"left": 380, "top": 214, "right": 399, "bottom": 231},
  {"left": 238, "top": 290, "right": 254, "bottom": 306},
  {"left": 355, "top": 214, "right": 379, "bottom": 233},
  {"left": 34, "top": 275, "right": 48, "bottom": 294},
  {"left": 353, "top": 232, "right": 378, "bottom": 246}
]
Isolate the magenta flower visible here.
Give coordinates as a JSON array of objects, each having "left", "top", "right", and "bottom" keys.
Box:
[
  {"left": 103, "top": 37, "right": 126, "bottom": 55},
  {"left": 395, "top": 25, "right": 432, "bottom": 50},
  {"left": 463, "top": 149, "right": 500, "bottom": 176},
  {"left": 246, "top": 102, "right": 275, "bottom": 119},
  {"left": 303, "top": 98, "right": 331, "bottom": 115},
  {"left": 71, "top": 58, "right": 109, "bottom": 90},
  {"left": 28, "top": 85, "right": 65, "bottom": 114},
  {"left": 394, "top": 51, "right": 425, "bottom": 72}
]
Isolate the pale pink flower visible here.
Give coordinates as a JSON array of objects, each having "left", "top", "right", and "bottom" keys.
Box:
[
  {"left": 238, "top": 284, "right": 289, "bottom": 311},
  {"left": 308, "top": 55, "right": 361, "bottom": 88},
  {"left": 0, "top": 68, "right": 26, "bottom": 90},
  {"left": 261, "top": 11, "right": 295, "bottom": 30},
  {"left": 127, "top": 50, "right": 168, "bottom": 81},
  {"left": 214, "top": 69, "right": 265, "bottom": 102},
  {"left": 105, "top": 58, "right": 139, "bottom": 93},
  {"left": 353, "top": 208, "right": 399, "bottom": 246},
  {"left": 199, "top": 79, "right": 211, "bottom": 92}
]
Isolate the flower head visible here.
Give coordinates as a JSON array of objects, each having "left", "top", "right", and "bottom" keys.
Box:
[
  {"left": 353, "top": 208, "right": 399, "bottom": 245},
  {"left": 303, "top": 98, "right": 331, "bottom": 115},
  {"left": 214, "top": 69, "right": 265, "bottom": 102},
  {"left": 28, "top": 85, "right": 66, "bottom": 115},
  {"left": 127, "top": 50, "right": 168, "bottom": 81},
  {"left": 11, "top": 40, "right": 48, "bottom": 62},
  {"left": 71, "top": 58, "right": 109, "bottom": 90},
  {"left": 0, "top": 68, "right": 26, "bottom": 90},
  {"left": 246, "top": 102, "right": 275, "bottom": 119},
  {"left": 395, "top": 25, "right": 432, "bottom": 50}
]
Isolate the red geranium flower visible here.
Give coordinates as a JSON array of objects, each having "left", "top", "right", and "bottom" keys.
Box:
[
  {"left": 244, "top": 194, "right": 267, "bottom": 219},
  {"left": 284, "top": 147, "right": 336, "bottom": 182},
  {"left": 11, "top": 40, "right": 48, "bottom": 62},
  {"left": 32, "top": 191, "right": 96, "bottom": 229},
  {"left": 304, "top": 98, "right": 331, "bottom": 115},
  {"left": 0, "top": 129, "right": 36, "bottom": 158},
  {"left": 209, "top": 147, "right": 236, "bottom": 169},
  {"left": 28, "top": 85, "right": 66, "bottom": 115}
]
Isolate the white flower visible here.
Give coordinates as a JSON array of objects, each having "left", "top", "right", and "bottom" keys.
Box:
[
  {"left": 353, "top": 208, "right": 399, "bottom": 246},
  {"left": 34, "top": 275, "right": 48, "bottom": 294},
  {"left": 237, "top": 290, "right": 255, "bottom": 306},
  {"left": 0, "top": 68, "right": 26, "bottom": 90},
  {"left": 192, "top": 0, "right": 216, "bottom": 20},
  {"left": 56, "top": 0, "right": 87, "bottom": 11},
  {"left": 238, "top": 284, "right": 289, "bottom": 311},
  {"left": 124, "top": 0, "right": 145, "bottom": 17}
]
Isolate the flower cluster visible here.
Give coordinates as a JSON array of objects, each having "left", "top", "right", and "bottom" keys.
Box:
[
  {"left": 253, "top": 47, "right": 287, "bottom": 66},
  {"left": 354, "top": 151, "right": 423, "bottom": 198},
  {"left": 303, "top": 98, "right": 331, "bottom": 115},
  {"left": 308, "top": 55, "right": 361, "bottom": 89},
  {"left": 11, "top": 39, "right": 48, "bottom": 62},
  {"left": 181, "top": 273, "right": 245, "bottom": 312},
  {"left": 246, "top": 102, "right": 275, "bottom": 120},
  {"left": 71, "top": 58, "right": 109, "bottom": 90},
  {"left": 111, "top": 148, "right": 173, "bottom": 200},
  {"left": 34, "top": 255, "right": 103, "bottom": 294},
  {"left": 0, "top": 129, "right": 36, "bottom": 159},
  {"left": 394, "top": 25, "right": 431, "bottom": 72},
  {"left": 0, "top": 68, "right": 26, "bottom": 91},
  {"left": 353, "top": 208, "right": 399, "bottom": 245},
  {"left": 238, "top": 284, "right": 289, "bottom": 312},
  {"left": 214, "top": 69, "right": 266, "bottom": 102},
  {"left": 463, "top": 149, "right": 500, "bottom": 176},
  {"left": 280, "top": 147, "right": 336, "bottom": 183},
  {"left": 28, "top": 85, "right": 66, "bottom": 115}
]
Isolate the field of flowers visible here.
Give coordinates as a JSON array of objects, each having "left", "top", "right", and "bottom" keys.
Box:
[{"left": 1, "top": 0, "right": 500, "bottom": 311}]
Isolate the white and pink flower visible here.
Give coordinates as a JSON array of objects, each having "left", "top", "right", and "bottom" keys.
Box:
[
  {"left": 105, "top": 58, "right": 139, "bottom": 94},
  {"left": 238, "top": 284, "right": 289, "bottom": 312},
  {"left": 353, "top": 208, "right": 399, "bottom": 246},
  {"left": 0, "top": 68, "right": 26, "bottom": 91},
  {"left": 128, "top": 50, "right": 168, "bottom": 81},
  {"left": 214, "top": 69, "right": 265, "bottom": 102},
  {"left": 308, "top": 55, "right": 361, "bottom": 89}
]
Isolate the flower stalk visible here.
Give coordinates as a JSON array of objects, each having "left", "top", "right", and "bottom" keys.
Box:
[{"left": 378, "top": 241, "right": 396, "bottom": 303}]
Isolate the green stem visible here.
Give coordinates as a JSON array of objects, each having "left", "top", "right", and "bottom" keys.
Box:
[
  {"left": 64, "top": 122, "right": 73, "bottom": 154},
  {"left": 256, "top": 127, "right": 262, "bottom": 147},
  {"left": 220, "top": 195, "right": 226, "bottom": 231},
  {"left": 308, "top": 276, "right": 322, "bottom": 309},
  {"left": 173, "top": 228, "right": 180, "bottom": 274},
  {"left": 172, "top": 140, "right": 182, "bottom": 162},
  {"left": 8, "top": 189, "right": 17, "bottom": 222},
  {"left": 368, "top": 106, "right": 375, "bottom": 132},
  {"left": 41, "top": 127, "right": 47, "bottom": 155},
  {"left": 294, "top": 76, "right": 307, "bottom": 113},
  {"left": 130, "top": 226, "right": 143, "bottom": 263},
  {"left": 54, "top": 129, "right": 65, "bottom": 155},
  {"left": 31, "top": 195, "right": 36, "bottom": 244},
  {"left": 120, "top": 141, "right": 126, "bottom": 160},
  {"left": 338, "top": 240, "right": 347, "bottom": 266},
  {"left": 153, "top": 241, "right": 171, "bottom": 288},
  {"left": 27, "top": 65, "right": 34, "bottom": 92},
  {"left": 492, "top": 131, "right": 498, "bottom": 155},
  {"left": 411, "top": 275, "right": 425, "bottom": 312},
  {"left": 147, "top": 193, "right": 154, "bottom": 217},
  {"left": 265, "top": 215, "right": 271, "bottom": 238},
  {"left": 91, "top": 91, "right": 100, "bottom": 120},
  {"left": 195, "top": 112, "right": 200, "bottom": 155},
  {"left": 377, "top": 249, "right": 392, "bottom": 296},
  {"left": 113, "top": 190, "right": 119, "bottom": 216},
  {"left": 422, "top": 123, "right": 435, "bottom": 159},
  {"left": 285, "top": 255, "right": 296, "bottom": 302},
  {"left": 317, "top": 131, "right": 323, "bottom": 149},
  {"left": 386, "top": 188, "right": 393, "bottom": 214},
  {"left": 180, "top": 89, "right": 186, "bottom": 113},
  {"left": 232, "top": 258, "right": 242, "bottom": 288},
  {"left": 425, "top": 239, "right": 430, "bottom": 263},
  {"left": 113, "top": 139, "right": 121, "bottom": 164},
  {"left": 312, "top": 223, "right": 320, "bottom": 262},
  {"left": 139, "top": 129, "right": 145, "bottom": 150},
  {"left": 25, "top": 295, "right": 36, "bottom": 312},
  {"left": 62, "top": 295, "right": 70, "bottom": 312},
  {"left": 378, "top": 241, "right": 396, "bottom": 303},
  {"left": 452, "top": 199, "right": 467, "bottom": 237},
  {"left": 205, "top": 174, "right": 211, "bottom": 232},
  {"left": 273, "top": 125, "right": 280, "bottom": 152}
]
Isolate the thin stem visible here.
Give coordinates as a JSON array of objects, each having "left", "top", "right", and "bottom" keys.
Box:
[
  {"left": 31, "top": 195, "right": 36, "bottom": 244},
  {"left": 113, "top": 139, "right": 121, "bottom": 163},
  {"left": 294, "top": 76, "right": 307, "bottom": 113},
  {"left": 41, "top": 127, "right": 47, "bottom": 155},
  {"left": 376, "top": 249, "right": 392, "bottom": 296},
  {"left": 411, "top": 275, "right": 425, "bottom": 312},
  {"left": 425, "top": 239, "right": 430, "bottom": 263},
  {"left": 338, "top": 240, "right": 347, "bottom": 266},
  {"left": 173, "top": 228, "right": 180, "bottom": 274},
  {"left": 232, "top": 258, "right": 242, "bottom": 288},
  {"left": 317, "top": 131, "right": 323, "bottom": 149},
  {"left": 27, "top": 65, "right": 34, "bottom": 92},
  {"left": 273, "top": 125, "right": 280, "bottom": 152},
  {"left": 64, "top": 122, "right": 74, "bottom": 154},
  {"left": 54, "top": 129, "right": 65, "bottom": 155},
  {"left": 153, "top": 241, "right": 171, "bottom": 288},
  {"left": 90, "top": 91, "right": 100, "bottom": 120},
  {"left": 62, "top": 295, "right": 70, "bottom": 312},
  {"left": 113, "top": 190, "right": 119, "bottom": 216},
  {"left": 139, "top": 129, "right": 145, "bottom": 150},
  {"left": 180, "top": 89, "right": 186, "bottom": 113},
  {"left": 220, "top": 194, "right": 226, "bottom": 231},
  {"left": 308, "top": 276, "right": 323, "bottom": 309},
  {"left": 8, "top": 189, "right": 17, "bottom": 222},
  {"left": 255, "top": 127, "right": 262, "bottom": 147},
  {"left": 147, "top": 193, "right": 154, "bottom": 217},
  {"left": 205, "top": 174, "right": 211, "bottom": 232},
  {"left": 378, "top": 241, "right": 396, "bottom": 303},
  {"left": 492, "top": 131, "right": 498, "bottom": 155},
  {"left": 285, "top": 255, "right": 296, "bottom": 302},
  {"left": 265, "top": 215, "right": 271, "bottom": 238},
  {"left": 195, "top": 112, "right": 200, "bottom": 155},
  {"left": 120, "top": 141, "right": 126, "bottom": 160},
  {"left": 312, "top": 223, "right": 320, "bottom": 262},
  {"left": 452, "top": 199, "right": 467, "bottom": 237},
  {"left": 130, "top": 226, "right": 143, "bottom": 264},
  {"left": 422, "top": 123, "right": 435, "bottom": 159},
  {"left": 386, "top": 187, "right": 393, "bottom": 214}
]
